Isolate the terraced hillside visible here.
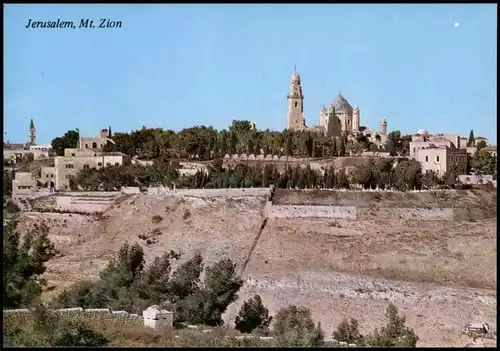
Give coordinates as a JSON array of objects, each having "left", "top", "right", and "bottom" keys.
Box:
[{"left": 16, "top": 189, "right": 497, "bottom": 347}]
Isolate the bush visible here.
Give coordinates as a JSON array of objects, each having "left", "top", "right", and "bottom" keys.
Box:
[
  {"left": 333, "top": 318, "right": 364, "bottom": 345},
  {"left": 234, "top": 294, "right": 272, "bottom": 334},
  {"left": 365, "top": 303, "right": 418, "bottom": 347},
  {"left": 272, "top": 305, "right": 324, "bottom": 347},
  {"left": 3, "top": 304, "right": 108, "bottom": 347},
  {"left": 151, "top": 215, "right": 164, "bottom": 224}
]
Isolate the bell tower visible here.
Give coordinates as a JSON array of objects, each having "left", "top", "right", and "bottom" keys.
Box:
[
  {"left": 29, "top": 118, "right": 36, "bottom": 145},
  {"left": 287, "top": 67, "right": 305, "bottom": 130}
]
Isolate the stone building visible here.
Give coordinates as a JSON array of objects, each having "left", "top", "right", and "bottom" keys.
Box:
[
  {"left": 409, "top": 130, "right": 467, "bottom": 176},
  {"left": 482, "top": 145, "right": 497, "bottom": 157},
  {"left": 12, "top": 172, "right": 38, "bottom": 196},
  {"left": 286, "top": 70, "right": 307, "bottom": 131},
  {"left": 319, "top": 93, "right": 360, "bottom": 137},
  {"left": 29, "top": 118, "right": 36, "bottom": 145},
  {"left": 11, "top": 128, "right": 130, "bottom": 193},
  {"left": 54, "top": 145, "right": 131, "bottom": 191},
  {"left": 143, "top": 305, "right": 173, "bottom": 329},
  {"left": 285, "top": 70, "right": 389, "bottom": 146},
  {"left": 3, "top": 119, "right": 52, "bottom": 162},
  {"left": 471, "top": 136, "right": 489, "bottom": 147},
  {"left": 78, "top": 128, "right": 110, "bottom": 149}
]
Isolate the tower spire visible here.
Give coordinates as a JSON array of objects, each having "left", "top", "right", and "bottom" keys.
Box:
[{"left": 30, "top": 118, "right": 35, "bottom": 129}]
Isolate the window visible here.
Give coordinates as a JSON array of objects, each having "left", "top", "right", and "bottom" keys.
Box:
[
  {"left": 97, "top": 162, "right": 102, "bottom": 167},
  {"left": 436, "top": 155, "right": 439, "bottom": 162},
  {"left": 65, "top": 164, "right": 74, "bottom": 169},
  {"left": 106, "top": 162, "right": 111, "bottom": 166},
  {"left": 92, "top": 142, "right": 97, "bottom": 148},
  {"left": 51, "top": 174, "right": 54, "bottom": 178},
  {"left": 413, "top": 147, "right": 416, "bottom": 154},
  {"left": 114, "top": 162, "right": 119, "bottom": 166},
  {"left": 71, "top": 153, "right": 75, "bottom": 156},
  {"left": 46, "top": 174, "right": 49, "bottom": 178},
  {"left": 100, "top": 144, "right": 103, "bottom": 148},
  {"left": 425, "top": 156, "right": 428, "bottom": 162},
  {"left": 83, "top": 164, "right": 90, "bottom": 169},
  {"left": 294, "top": 102, "right": 298, "bottom": 108},
  {"left": 64, "top": 185, "right": 68, "bottom": 189},
  {"left": 85, "top": 144, "right": 88, "bottom": 148}
]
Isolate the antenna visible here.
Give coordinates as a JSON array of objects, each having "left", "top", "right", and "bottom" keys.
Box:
[{"left": 294, "top": 65, "right": 296, "bottom": 72}]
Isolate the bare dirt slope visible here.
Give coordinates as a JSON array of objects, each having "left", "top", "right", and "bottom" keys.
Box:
[
  {"left": 19, "top": 195, "right": 266, "bottom": 295},
  {"left": 227, "top": 216, "right": 496, "bottom": 347},
  {"left": 17, "top": 190, "right": 497, "bottom": 347}
]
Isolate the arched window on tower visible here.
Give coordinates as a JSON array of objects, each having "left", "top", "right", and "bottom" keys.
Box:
[{"left": 92, "top": 142, "right": 97, "bottom": 148}]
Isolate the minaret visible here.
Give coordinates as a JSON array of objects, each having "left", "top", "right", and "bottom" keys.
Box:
[
  {"left": 380, "top": 119, "right": 387, "bottom": 135},
  {"left": 29, "top": 118, "right": 36, "bottom": 145},
  {"left": 287, "top": 68, "right": 305, "bottom": 130},
  {"left": 353, "top": 105, "right": 360, "bottom": 131}
]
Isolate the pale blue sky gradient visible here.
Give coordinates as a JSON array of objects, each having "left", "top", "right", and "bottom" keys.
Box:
[{"left": 4, "top": 4, "right": 497, "bottom": 144}]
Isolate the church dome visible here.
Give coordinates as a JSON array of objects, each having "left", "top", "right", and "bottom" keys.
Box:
[
  {"left": 291, "top": 71, "right": 301, "bottom": 84},
  {"left": 333, "top": 93, "right": 353, "bottom": 113},
  {"left": 417, "top": 129, "right": 429, "bottom": 135}
]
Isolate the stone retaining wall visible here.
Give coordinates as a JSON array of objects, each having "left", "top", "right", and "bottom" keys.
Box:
[
  {"left": 266, "top": 202, "right": 357, "bottom": 219},
  {"left": 265, "top": 202, "right": 455, "bottom": 220},
  {"left": 3, "top": 307, "right": 143, "bottom": 327},
  {"left": 147, "top": 187, "right": 271, "bottom": 198}
]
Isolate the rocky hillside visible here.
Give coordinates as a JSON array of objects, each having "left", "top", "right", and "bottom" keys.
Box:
[{"left": 15, "top": 189, "right": 497, "bottom": 346}]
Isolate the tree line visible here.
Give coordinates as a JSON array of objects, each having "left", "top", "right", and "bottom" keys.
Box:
[
  {"left": 70, "top": 155, "right": 461, "bottom": 192},
  {"left": 50, "top": 120, "right": 413, "bottom": 159}
]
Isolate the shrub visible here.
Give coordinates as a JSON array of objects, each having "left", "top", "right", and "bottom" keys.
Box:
[
  {"left": 3, "top": 304, "right": 108, "bottom": 347},
  {"left": 364, "top": 303, "right": 418, "bottom": 347},
  {"left": 333, "top": 318, "right": 364, "bottom": 345},
  {"left": 151, "top": 215, "right": 164, "bottom": 224},
  {"left": 272, "top": 305, "right": 324, "bottom": 347},
  {"left": 234, "top": 294, "right": 272, "bottom": 334}
]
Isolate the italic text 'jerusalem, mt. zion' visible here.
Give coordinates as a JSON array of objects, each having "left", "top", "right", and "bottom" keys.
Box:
[{"left": 25, "top": 18, "right": 122, "bottom": 29}]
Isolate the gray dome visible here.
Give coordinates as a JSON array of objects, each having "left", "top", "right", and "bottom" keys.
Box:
[{"left": 332, "top": 93, "right": 353, "bottom": 113}]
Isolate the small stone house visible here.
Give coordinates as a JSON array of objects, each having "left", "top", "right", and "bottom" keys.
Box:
[
  {"left": 465, "top": 322, "right": 489, "bottom": 335},
  {"left": 143, "top": 305, "right": 173, "bottom": 329}
]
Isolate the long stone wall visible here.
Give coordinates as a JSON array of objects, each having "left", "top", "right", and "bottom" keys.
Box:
[
  {"left": 147, "top": 187, "right": 272, "bottom": 198},
  {"left": 3, "top": 307, "right": 143, "bottom": 327},
  {"left": 266, "top": 202, "right": 357, "bottom": 219},
  {"left": 265, "top": 201, "right": 455, "bottom": 220}
]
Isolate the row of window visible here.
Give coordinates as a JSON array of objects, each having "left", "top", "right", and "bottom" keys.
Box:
[
  {"left": 45, "top": 174, "right": 54, "bottom": 178},
  {"left": 17, "top": 185, "right": 32, "bottom": 190},
  {"left": 425, "top": 154, "right": 466, "bottom": 163},
  {"left": 84, "top": 142, "right": 104, "bottom": 149},
  {"left": 65, "top": 162, "right": 119, "bottom": 169}
]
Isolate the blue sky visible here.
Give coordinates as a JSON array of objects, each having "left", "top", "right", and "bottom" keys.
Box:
[{"left": 4, "top": 4, "right": 497, "bottom": 144}]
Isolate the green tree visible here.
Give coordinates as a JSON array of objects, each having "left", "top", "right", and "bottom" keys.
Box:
[
  {"left": 273, "top": 305, "right": 324, "bottom": 347},
  {"left": 476, "top": 140, "right": 487, "bottom": 150},
  {"left": 51, "top": 130, "right": 79, "bottom": 156},
  {"left": 3, "top": 216, "right": 57, "bottom": 308},
  {"left": 338, "top": 136, "right": 346, "bottom": 157},
  {"left": 467, "top": 129, "right": 475, "bottom": 147},
  {"left": 365, "top": 303, "right": 419, "bottom": 347},
  {"left": 333, "top": 318, "right": 364, "bottom": 345},
  {"left": 470, "top": 150, "right": 496, "bottom": 175},
  {"left": 234, "top": 294, "right": 272, "bottom": 334},
  {"left": 3, "top": 303, "right": 108, "bottom": 347}
]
